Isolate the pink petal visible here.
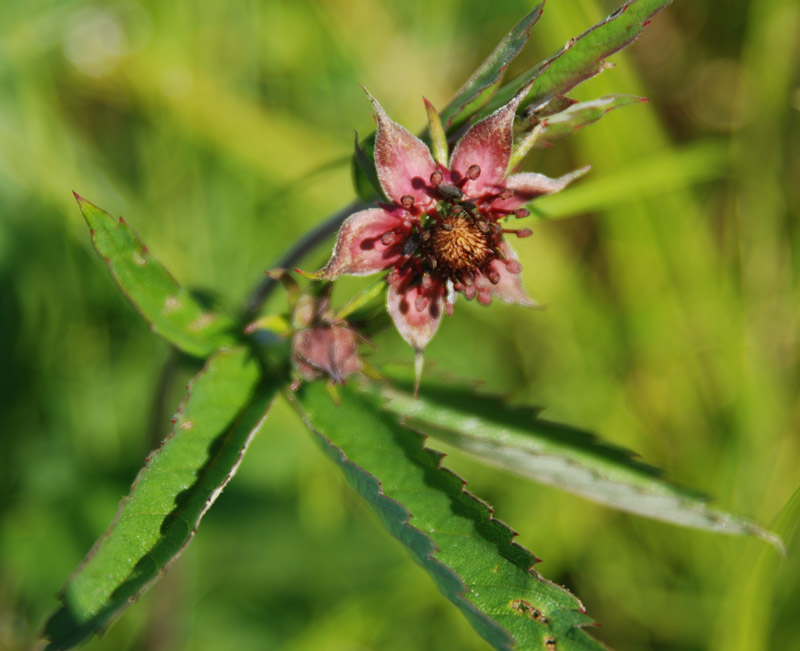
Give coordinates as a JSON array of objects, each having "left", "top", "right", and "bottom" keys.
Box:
[
  {"left": 475, "top": 242, "right": 536, "bottom": 307},
  {"left": 367, "top": 90, "right": 438, "bottom": 208},
  {"left": 313, "top": 208, "right": 407, "bottom": 279},
  {"left": 495, "top": 166, "right": 590, "bottom": 211},
  {"left": 387, "top": 278, "right": 445, "bottom": 351},
  {"left": 450, "top": 86, "right": 529, "bottom": 195}
]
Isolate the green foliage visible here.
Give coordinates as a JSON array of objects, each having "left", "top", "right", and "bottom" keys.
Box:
[
  {"left": 44, "top": 348, "right": 276, "bottom": 649},
  {"left": 2, "top": 0, "right": 799, "bottom": 650},
  {"left": 438, "top": 3, "right": 544, "bottom": 131},
  {"left": 76, "top": 195, "right": 237, "bottom": 357},
  {"left": 290, "top": 382, "right": 604, "bottom": 651},
  {"left": 351, "top": 132, "right": 382, "bottom": 202},
  {"left": 368, "top": 382, "right": 782, "bottom": 548},
  {"left": 485, "top": 0, "right": 673, "bottom": 115},
  {"left": 514, "top": 95, "right": 647, "bottom": 161}
]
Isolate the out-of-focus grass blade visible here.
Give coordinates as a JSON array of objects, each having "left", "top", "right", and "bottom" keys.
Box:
[
  {"left": 529, "top": 140, "right": 727, "bottom": 219},
  {"left": 44, "top": 348, "right": 276, "bottom": 650},
  {"left": 75, "top": 194, "right": 237, "bottom": 357},
  {"left": 716, "top": 486, "right": 800, "bottom": 651},
  {"left": 290, "top": 382, "right": 607, "bottom": 651},
  {"left": 439, "top": 4, "right": 544, "bottom": 132},
  {"left": 483, "top": 0, "right": 672, "bottom": 117},
  {"left": 367, "top": 382, "right": 783, "bottom": 550}
]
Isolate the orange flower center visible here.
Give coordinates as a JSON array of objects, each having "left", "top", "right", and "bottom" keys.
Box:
[{"left": 425, "top": 215, "right": 494, "bottom": 279}]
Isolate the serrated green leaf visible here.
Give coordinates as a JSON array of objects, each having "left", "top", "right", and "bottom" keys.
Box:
[
  {"left": 290, "top": 382, "right": 606, "bottom": 651},
  {"left": 366, "top": 382, "right": 782, "bottom": 551},
  {"left": 75, "top": 194, "right": 238, "bottom": 357},
  {"left": 512, "top": 95, "right": 647, "bottom": 165},
  {"left": 44, "top": 347, "right": 277, "bottom": 650},
  {"left": 439, "top": 4, "right": 544, "bottom": 132},
  {"left": 483, "top": 0, "right": 672, "bottom": 118}
]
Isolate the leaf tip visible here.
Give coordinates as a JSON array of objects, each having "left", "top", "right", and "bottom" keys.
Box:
[
  {"left": 294, "top": 267, "right": 324, "bottom": 280},
  {"left": 758, "top": 528, "right": 787, "bottom": 557}
]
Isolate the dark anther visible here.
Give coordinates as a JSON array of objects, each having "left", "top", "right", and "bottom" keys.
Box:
[
  {"left": 380, "top": 231, "right": 396, "bottom": 245},
  {"left": 515, "top": 208, "right": 530, "bottom": 219},
  {"left": 466, "top": 164, "right": 481, "bottom": 180},
  {"left": 499, "top": 188, "right": 515, "bottom": 200},
  {"left": 516, "top": 228, "right": 532, "bottom": 238},
  {"left": 403, "top": 231, "right": 421, "bottom": 256},
  {"left": 400, "top": 195, "right": 415, "bottom": 209},
  {"left": 437, "top": 182, "right": 463, "bottom": 200},
  {"left": 430, "top": 170, "right": 444, "bottom": 185}
]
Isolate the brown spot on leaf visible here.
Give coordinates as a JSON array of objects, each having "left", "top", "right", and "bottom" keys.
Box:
[
  {"left": 509, "top": 599, "right": 549, "bottom": 624},
  {"left": 164, "top": 295, "right": 181, "bottom": 314},
  {"left": 189, "top": 313, "right": 216, "bottom": 331}
]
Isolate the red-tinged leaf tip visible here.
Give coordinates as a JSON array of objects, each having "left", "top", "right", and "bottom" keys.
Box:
[
  {"left": 72, "top": 190, "right": 84, "bottom": 203},
  {"left": 295, "top": 268, "right": 323, "bottom": 280}
]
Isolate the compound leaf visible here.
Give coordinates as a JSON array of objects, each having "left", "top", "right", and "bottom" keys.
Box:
[
  {"left": 44, "top": 347, "right": 277, "bottom": 649},
  {"left": 290, "top": 381, "right": 606, "bottom": 651}
]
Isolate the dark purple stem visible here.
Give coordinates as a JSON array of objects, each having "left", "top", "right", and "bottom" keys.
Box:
[{"left": 243, "top": 197, "right": 368, "bottom": 320}]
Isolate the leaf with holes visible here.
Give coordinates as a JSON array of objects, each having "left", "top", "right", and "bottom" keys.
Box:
[
  {"left": 290, "top": 381, "right": 607, "bottom": 651},
  {"left": 483, "top": 0, "right": 672, "bottom": 118},
  {"left": 365, "top": 382, "right": 783, "bottom": 551},
  {"left": 76, "top": 194, "right": 237, "bottom": 357},
  {"left": 43, "top": 347, "right": 277, "bottom": 650}
]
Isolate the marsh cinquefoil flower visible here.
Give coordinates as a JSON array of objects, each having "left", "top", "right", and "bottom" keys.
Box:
[{"left": 313, "top": 86, "right": 588, "bottom": 357}]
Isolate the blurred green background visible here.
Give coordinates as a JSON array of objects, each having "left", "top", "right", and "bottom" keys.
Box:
[{"left": 2, "top": 0, "right": 799, "bottom": 649}]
